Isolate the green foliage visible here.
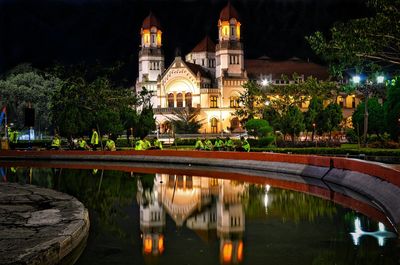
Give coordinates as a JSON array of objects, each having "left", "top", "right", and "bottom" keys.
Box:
[
  {"left": 244, "top": 119, "right": 273, "bottom": 139},
  {"left": 320, "top": 103, "right": 343, "bottom": 138},
  {"left": 251, "top": 147, "right": 400, "bottom": 156},
  {"left": 168, "top": 108, "right": 204, "bottom": 134},
  {"left": 280, "top": 106, "right": 305, "bottom": 141},
  {"left": 247, "top": 136, "right": 275, "bottom": 148},
  {"left": 384, "top": 77, "right": 400, "bottom": 140},
  {"left": 135, "top": 107, "right": 156, "bottom": 138},
  {"left": 0, "top": 64, "right": 63, "bottom": 130},
  {"left": 235, "top": 80, "right": 266, "bottom": 122},
  {"left": 352, "top": 98, "right": 385, "bottom": 137},
  {"left": 262, "top": 106, "right": 281, "bottom": 131},
  {"left": 304, "top": 97, "right": 324, "bottom": 132},
  {"left": 307, "top": 0, "right": 400, "bottom": 76}
]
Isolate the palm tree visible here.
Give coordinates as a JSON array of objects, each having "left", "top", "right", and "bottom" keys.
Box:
[{"left": 168, "top": 107, "right": 204, "bottom": 134}]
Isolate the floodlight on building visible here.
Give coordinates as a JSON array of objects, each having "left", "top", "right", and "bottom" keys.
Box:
[
  {"left": 376, "top": 75, "right": 385, "bottom": 84},
  {"left": 261, "top": 79, "right": 269, "bottom": 86},
  {"left": 352, "top": 75, "right": 361, "bottom": 84}
]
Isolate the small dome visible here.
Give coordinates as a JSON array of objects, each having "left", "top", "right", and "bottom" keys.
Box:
[
  {"left": 142, "top": 12, "right": 162, "bottom": 30},
  {"left": 219, "top": 2, "right": 240, "bottom": 21}
]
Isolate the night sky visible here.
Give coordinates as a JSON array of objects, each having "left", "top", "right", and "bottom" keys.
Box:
[{"left": 0, "top": 0, "right": 370, "bottom": 81}]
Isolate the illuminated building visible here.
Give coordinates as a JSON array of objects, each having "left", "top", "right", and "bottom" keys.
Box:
[{"left": 136, "top": 3, "right": 358, "bottom": 133}]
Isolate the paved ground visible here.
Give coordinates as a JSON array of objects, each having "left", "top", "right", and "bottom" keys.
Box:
[{"left": 0, "top": 183, "right": 89, "bottom": 265}]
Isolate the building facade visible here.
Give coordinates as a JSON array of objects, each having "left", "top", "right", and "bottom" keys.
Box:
[{"left": 135, "top": 3, "right": 358, "bottom": 134}]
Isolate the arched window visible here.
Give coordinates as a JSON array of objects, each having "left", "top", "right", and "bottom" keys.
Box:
[
  {"left": 168, "top": 93, "right": 174, "bottom": 108},
  {"left": 230, "top": 96, "right": 239, "bottom": 108},
  {"left": 230, "top": 117, "right": 239, "bottom": 131},
  {"left": 211, "top": 118, "right": 218, "bottom": 133},
  {"left": 177, "top": 93, "right": 183, "bottom": 107},
  {"left": 185, "top": 92, "right": 192, "bottom": 108}
]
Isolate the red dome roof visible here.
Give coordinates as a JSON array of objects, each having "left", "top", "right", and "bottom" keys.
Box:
[
  {"left": 219, "top": 2, "right": 240, "bottom": 21},
  {"left": 142, "top": 12, "right": 162, "bottom": 29},
  {"left": 191, "top": 36, "right": 216, "bottom": 53}
]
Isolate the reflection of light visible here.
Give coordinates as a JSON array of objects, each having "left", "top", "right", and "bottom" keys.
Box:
[
  {"left": 264, "top": 184, "right": 270, "bottom": 214},
  {"left": 350, "top": 218, "right": 397, "bottom": 247},
  {"left": 158, "top": 235, "right": 164, "bottom": 253},
  {"left": 144, "top": 237, "right": 152, "bottom": 254},
  {"left": 222, "top": 243, "right": 233, "bottom": 263},
  {"left": 265, "top": 184, "right": 271, "bottom": 192},
  {"left": 237, "top": 241, "right": 243, "bottom": 262}
]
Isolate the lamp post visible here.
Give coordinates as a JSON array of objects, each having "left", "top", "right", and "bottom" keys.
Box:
[
  {"left": 352, "top": 75, "right": 385, "bottom": 147},
  {"left": 312, "top": 123, "right": 316, "bottom": 147}
]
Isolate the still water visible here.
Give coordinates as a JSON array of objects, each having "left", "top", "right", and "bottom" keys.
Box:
[{"left": 2, "top": 167, "right": 399, "bottom": 265}]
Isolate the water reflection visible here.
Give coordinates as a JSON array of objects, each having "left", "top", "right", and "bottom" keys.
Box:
[
  {"left": 137, "top": 174, "right": 246, "bottom": 263},
  {"left": 350, "top": 217, "right": 397, "bottom": 247},
  {"left": 1, "top": 166, "right": 399, "bottom": 265}
]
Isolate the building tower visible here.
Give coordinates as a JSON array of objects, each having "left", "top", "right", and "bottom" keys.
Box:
[
  {"left": 215, "top": 2, "right": 245, "bottom": 82},
  {"left": 137, "top": 12, "right": 165, "bottom": 107}
]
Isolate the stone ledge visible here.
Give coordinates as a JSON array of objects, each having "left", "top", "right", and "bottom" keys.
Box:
[{"left": 0, "top": 183, "right": 89, "bottom": 265}]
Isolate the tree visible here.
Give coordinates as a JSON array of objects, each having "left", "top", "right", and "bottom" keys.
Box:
[
  {"left": 0, "top": 64, "right": 63, "bottom": 131},
  {"left": 321, "top": 103, "right": 343, "bottom": 140},
  {"left": 304, "top": 97, "right": 324, "bottom": 141},
  {"left": 352, "top": 98, "right": 385, "bottom": 138},
  {"left": 244, "top": 119, "right": 273, "bottom": 139},
  {"left": 168, "top": 108, "right": 203, "bottom": 134},
  {"left": 384, "top": 77, "right": 400, "bottom": 140},
  {"left": 136, "top": 107, "right": 156, "bottom": 138},
  {"left": 235, "top": 81, "right": 266, "bottom": 123},
  {"left": 280, "top": 106, "right": 305, "bottom": 142},
  {"left": 307, "top": 0, "right": 400, "bottom": 76}
]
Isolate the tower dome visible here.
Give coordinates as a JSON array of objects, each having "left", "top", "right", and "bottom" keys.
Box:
[
  {"left": 141, "top": 12, "right": 162, "bottom": 48},
  {"left": 219, "top": 2, "right": 240, "bottom": 21}
]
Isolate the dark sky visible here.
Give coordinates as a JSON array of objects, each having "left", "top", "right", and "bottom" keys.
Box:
[{"left": 0, "top": 0, "right": 370, "bottom": 80}]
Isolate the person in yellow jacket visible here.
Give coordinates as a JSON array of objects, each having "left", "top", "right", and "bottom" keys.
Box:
[
  {"left": 240, "top": 137, "right": 250, "bottom": 152},
  {"left": 214, "top": 136, "right": 224, "bottom": 151},
  {"left": 135, "top": 137, "right": 147, "bottom": 150},
  {"left": 105, "top": 138, "right": 116, "bottom": 151},
  {"left": 143, "top": 137, "right": 151, "bottom": 150},
  {"left": 153, "top": 137, "right": 163, "bottom": 150},
  {"left": 194, "top": 138, "right": 204, "bottom": 150},
  {"left": 224, "top": 137, "right": 235, "bottom": 151},
  {"left": 91, "top": 128, "right": 99, "bottom": 151},
  {"left": 78, "top": 138, "right": 89, "bottom": 150},
  {"left": 51, "top": 134, "right": 61, "bottom": 150},
  {"left": 204, "top": 138, "right": 213, "bottom": 151}
]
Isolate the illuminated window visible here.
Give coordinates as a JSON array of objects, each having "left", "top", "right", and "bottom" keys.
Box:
[
  {"left": 168, "top": 93, "right": 174, "bottom": 108},
  {"left": 185, "top": 92, "right": 192, "bottom": 107},
  {"left": 230, "top": 96, "right": 239, "bottom": 108},
  {"left": 177, "top": 93, "right": 183, "bottom": 107},
  {"left": 210, "top": 96, "right": 218, "bottom": 108},
  {"left": 211, "top": 118, "right": 218, "bottom": 133}
]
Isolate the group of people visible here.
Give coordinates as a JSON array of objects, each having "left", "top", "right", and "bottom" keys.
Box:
[
  {"left": 194, "top": 136, "right": 250, "bottom": 152},
  {"left": 134, "top": 137, "right": 163, "bottom": 150},
  {"left": 50, "top": 128, "right": 116, "bottom": 151}
]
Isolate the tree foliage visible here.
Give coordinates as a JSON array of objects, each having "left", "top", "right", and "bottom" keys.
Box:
[
  {"left": 320, "top": 103, "right": 343, "bottom": 139},
  {"left": 307, "top": 0, "right": 400, "bottom": 76},
  {"left": 0, "top": 64, "right": 63, "bottom": 130},
  {"left": 244, "top": 119, "right": 273, "bottom": 139},
  {"left": 168, "top": 108, "right": 204, "bottom": 134},
  {"left": 235, "top": 81, "right": 266, "bottom": 122},
  {"left": 352, "top": 98, "right": 385, "bottom": 137},
  {"left": 280, "top": 106, "right": 305, "bottom": 142},
  {"left": 384, "top": 77, "right": 400, "bottom": 140}
]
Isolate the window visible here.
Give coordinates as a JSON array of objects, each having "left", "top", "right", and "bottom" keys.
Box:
[
  {"left": 177, "top": 93, "right": 183, "bottom": 107},
  {"left": 229, "top": 55, "right": 239, "bottom": 65},
  {"left": 352, "top": 97, "right": 356, "bottom": 108},
  {"left": 185, "top": 92, "right": 192, "bottom": 108},
  {"left": 202, "top": 59, "right": 205, "bottom": 66},
  {"left": 210, "top": 96, "right": 218, "bottom": 108},
  {"left": 151, "top": 35, "right": 155, "bottom": 44},
  {"left": 230, "top": 96, "right": 239, "bottom": 108},
  {"left": 168, "top": 93, "right": 174, "bottom": 108},
  {"left": 211, "top": 118, "right": 218, "bottom": 133}
]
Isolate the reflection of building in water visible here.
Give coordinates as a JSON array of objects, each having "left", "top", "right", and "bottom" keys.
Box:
[
  {"left": 137, "top": 176, "right": 166, "bottom": 255},
  {"left": 152, "top": 174, "right": 246, "bottom": 263}
]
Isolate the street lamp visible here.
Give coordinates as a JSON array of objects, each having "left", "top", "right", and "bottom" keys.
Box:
[
  {"left": 261, "top": 79, "right": 269, "bottom": 86},
  {"left": 352, "top": 74, "right": 385, "bottom": 147},
  {"left": 312, "top": 123, "right": 317, "bottom": 147}
]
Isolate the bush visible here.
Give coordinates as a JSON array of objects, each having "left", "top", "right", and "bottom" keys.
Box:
[
  {"left": 248, "top": 136, "right": 275, "bottom": 148},
  {"left": 174, "top": 138, "right": 198, "bottom": 146},
  {"left": 345, "top": 129, "right": 358, "bottom": 144},
  {"left": 276, "top": 140, "right": 341, "bottom": 148}
]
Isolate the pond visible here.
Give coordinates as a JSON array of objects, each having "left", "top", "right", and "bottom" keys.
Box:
[{"left": 1, "top": 166, "right": 399, "bottom": 265}]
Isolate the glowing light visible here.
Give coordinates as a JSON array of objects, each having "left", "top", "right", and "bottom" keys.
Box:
[
  {"left": 261, "top": 79, "right": 269, "bottom": 86},
  {"left": 144, "top": 237, "right": 152, "bottom": 254},
  {"left": 236, "top": 23, "right": 241, "bottom": 39},
  {"left": 349, "top": 218, "right": 396, "bottom": 247},
  {"left": 158, "top": 235, "right": 164, "bottom": 253},
  {"left": 377, "top": 75, "right": 385, "bottom": 84},
  {"left": 352, "top": 75, "right": 361, "bottom": 84},
  {"left": 237, "top": 241, "right": 243, "bottom": 262},
  {"left": 222, "top": 243, "right": 233, "bottom": 263}
]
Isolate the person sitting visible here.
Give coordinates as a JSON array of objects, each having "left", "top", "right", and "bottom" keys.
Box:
[
  {"left": 204, "top": 138, "right": 213, "bottom": 151},
  {"left": 77, "top": 138, "right": 90, "bottom": 150},
  {"left": 153, "top": 137, "right": 163, "bottom": 150},
  {"left": 224, "top": 137, "right": 235, "bottom": 151},
  {"left": 214, "top": 136, "right": 224, "bottom": 151},
  {"left": 143, "top": 137, "right": 152, "bottom": 150},
  {"left": 51, "top": 134, "right": 61, "bottom": 150},
  {"left": 240, "top": 136, "right": 250, "bottom": 152},
  {"left": 194, "top": 138, "right": 204, "bottom": 150},
  {"left": 135, "top": 137, "right": 147, "bottom": 150},
  {"left": 105, "top": 136, "right": 116, "bottom": 151}
]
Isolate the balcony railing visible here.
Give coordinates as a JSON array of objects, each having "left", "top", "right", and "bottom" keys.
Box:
[{"left": 153, "top": 107, "right": 191, "bottom": 114}]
